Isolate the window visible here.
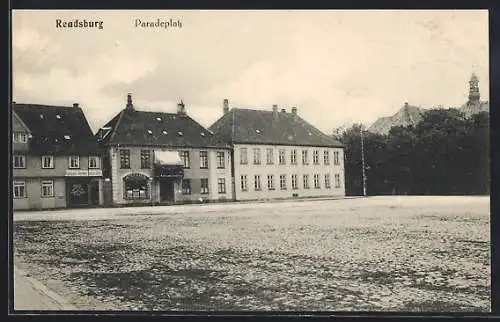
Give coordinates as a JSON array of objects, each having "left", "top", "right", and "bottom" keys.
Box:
[
  {"left": 182, "top": 179, "right": 191, "bottom": 195},
  {"left": 240, "top": 175, "right": 248, "bottom": 191},
  {"left": 291, "top": 174, "right": 298, "bottom": 190},
  {"left": 280, "top": 174, "right": 287, "bottom": 190},
  {"left": 334, "top": 151, "right": 340, "bottom": 166},
  {"left": 324, "top": 151, "right": 330, "bottom": 165},
  {"left": 13, "top": 154, "right": 26, "bottom": 169},
  {"left": 253, "top": 148, "right": 261, "bottom": 165},
  {"left": 200, "top": 178, "right": 209, "bottom": 194},
  {"left": 68, "top": 156, "right": 80, "bottom": 169},
  {"left": 89, "top": 156, "right": 100, "bottom": 169},
  {"left": 314, "top": 174, "right": 320, "bottom": 189},
  {"left": 291, "top": 149, "right": 297, "bottom": 165},
  {"left": 313, "top": 150, "right": 319, "bottom": 165},
  {"left": 41, "top": 155, "right": 54, "bottom": 169},
  {"left": 240, "top": 148, "right": 248, "bottom": 165},
  {"left": 279, "top": 149, "right": 286, "bottom": 165},
  {"left": 303, "top": 174, "right": 310, "bottom": 189},
  {"left": 335, "top": 174, "right": 341, "bottom": 188},
  {"left": 119, "top": 150, "right": 130, "bottom": 169},
  {"left": 123, "top": 174, "right": 149, "bottom": 199},
  {"left": 302, "top": 150, "right": 308, "bottom": 165},
  {"left": 200, "top": 151, "right": 209, "bottom": 169},
  {"left": 218, "top": 178, "right": 226, "bottom": 194},
  {"left": 266, "top": 148, "right": 274, "bottom": 165},
  {"left": 13, "top": 132, "right": 28, "bottom": 143},
  {"left": 181, "top": 151, "right": 190, "bottom": 168},
  {"left": 267, "top": 175, "right": 275, "bottom": 190},
  {"left": 216, "top": 151, "right": 225, "bottom": 169},
  {"left": 13, "top": 181, "right": 26, "bottom": 198},
  {"left": 41, "top": 180, "right": 54, "bottom": 197},
  {"left": 140, "top": 150, "right": 151, "bottom": 169},
  {"left": 325, "top": 174, "right": 331, "bottom": 188},
  {"left": 254, "top": 175, "right": 262, "bottom": 191}
]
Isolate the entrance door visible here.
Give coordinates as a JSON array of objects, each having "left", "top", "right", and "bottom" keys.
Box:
[
  {"left": 89, "top": 180, "right": 100, "bottom": 206},
  {"left": 159, "top": 180, "right": 175, "bottom": 202},
  {"left": 67, "top": 179, "right": 90, "bottom": 208}
]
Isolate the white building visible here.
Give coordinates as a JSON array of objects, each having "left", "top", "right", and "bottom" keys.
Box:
[
  {"left": 209, "top": 100, "right": 345, "bottom": 201},
  {"left": 96, "top": 94, "right": 233, "bottom": 206}
]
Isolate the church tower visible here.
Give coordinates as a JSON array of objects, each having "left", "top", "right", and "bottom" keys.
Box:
[{"left": 468, "top": 73, "right": 480, "bottom": 103}]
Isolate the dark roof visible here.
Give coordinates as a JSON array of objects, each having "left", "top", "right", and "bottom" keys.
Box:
[
  {"left": 13, "top": 103, "right": 99, "bottom": 154},
  {"left": 209, "top": 108, "right": 344, "bottom": 148},
  {"left": 98, "top": 108, "right": 229, "bottom": 148}
]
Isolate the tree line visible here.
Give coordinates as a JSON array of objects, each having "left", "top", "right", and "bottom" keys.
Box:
[{"left": 335, "top": 109, "right": 490, "bottom": 196}]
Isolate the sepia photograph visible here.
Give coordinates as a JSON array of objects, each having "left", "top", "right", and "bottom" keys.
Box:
[{"left": 10, "top": 9, "right": 490, "bottom": 313}]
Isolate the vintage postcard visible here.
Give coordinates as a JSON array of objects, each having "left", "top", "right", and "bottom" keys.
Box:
[{"left": 11, "top": 9, "right": 490, "bottom": 313}]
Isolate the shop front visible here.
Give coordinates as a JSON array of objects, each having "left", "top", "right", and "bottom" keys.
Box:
[
  {"left": 153, "top": 150, "right": 184, "bottom": 203},
  {"left": 65, "top": 169, "right": 103, "bottom": 208}
]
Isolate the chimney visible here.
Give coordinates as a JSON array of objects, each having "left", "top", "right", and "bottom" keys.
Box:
[
  {"left": 291, "top": 106, "right": 297, "bottom": 115},
  {"left": 404, "top": 102, "right": 409, "bottom": 108},
  {"left": 177, "top": 100, "right": 186, "bottom": 115},
  {"left": 272, "top": 104, "right": 278, "bottom": 119},
  {"left": 126, "top": 93, "right": 134, "bottom": 110},
  {"left": 73, "top": 103, "right": 79, "bottom": 108},
  {"left": 223, "top": 99, "right": 229, "bottom": 114},
  {"left": 281, "top": 108, "right": 286, "bottom": 113}
]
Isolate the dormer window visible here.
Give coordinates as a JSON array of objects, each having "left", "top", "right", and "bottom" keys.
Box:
[
  {"left": 147, "top": 130, "right": 153, "bottom": 135},
  {"left": 178, "top": 131, "right": 183, "bottom": 136},
  {"left": 255, "top": 129, "right": 261, "bottom": 134},
  {"left": 56, "top": 114, "right": 61, "bottom": 119},
  {"left": 162, "top": 130, "right": 168, "bottom": 135},
  {"left": 156, "top": 117, "right": 162, "bottom": 121},
  {"left": 200, "top": 132, "right": 205, "bottom": 136},
  {"left": 39, "top": 114, "right": 44, "bottom": 119},
  {"left": 54, "top": 138, "right": 59, "bottom": 143},
  {"left": 64, "top": 135, "right": 71, "bottom": 140}
]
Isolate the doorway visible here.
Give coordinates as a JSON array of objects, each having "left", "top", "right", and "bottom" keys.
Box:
[
  {"left": 159, "top": 180, "right": 175, "bottom": 202},
  {"left": 67, "top": 179, "right": 90, "bottom": 208}
]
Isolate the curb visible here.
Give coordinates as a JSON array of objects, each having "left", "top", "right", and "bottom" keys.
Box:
[{"left": 14, "top": 266, "right": 78, "bottom": 311}]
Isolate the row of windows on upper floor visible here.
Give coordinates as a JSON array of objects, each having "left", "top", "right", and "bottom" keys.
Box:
[
  {"left": 239, "top": 148, "right": 341, "bottom": 166},
  {"left": 118, "top": 149, "right": 227, "bottom": 170},
  {"left": 13, "top": 155, "right": 100, "bottom": 169},
  {"left": 239, "top": 173, "right": 342, "bottom": 191}
]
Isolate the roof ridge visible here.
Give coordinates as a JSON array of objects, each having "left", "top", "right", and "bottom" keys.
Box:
[{"left": 108, "top": 109, "right": 126, "bottom": 144}]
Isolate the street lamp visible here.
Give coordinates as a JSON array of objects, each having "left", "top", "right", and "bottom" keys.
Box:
[{"left": 360, "top": 124, "right": 367, "bottom": 197}]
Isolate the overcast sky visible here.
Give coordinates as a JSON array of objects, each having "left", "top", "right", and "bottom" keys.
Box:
[{"left": 12, "top": 10, "right": 488, "bottom": 134}]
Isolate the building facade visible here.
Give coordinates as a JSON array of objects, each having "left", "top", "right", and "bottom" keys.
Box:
[
  {"left": 96, "top": 94, "right": 233, "bottom": 206},
  {"left": 12, "top": 103, "right": 103, "bottom": 210},
  {"left": 209, "top": 100, "right": 345, "bottom": 201}
]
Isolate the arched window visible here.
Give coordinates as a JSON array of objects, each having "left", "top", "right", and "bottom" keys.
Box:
[{"left": 123, "top": 173, "right": 150, "bottom": 200}]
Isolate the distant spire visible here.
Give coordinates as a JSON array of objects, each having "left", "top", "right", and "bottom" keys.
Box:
[{"left": 468, "top": 73, "right": 480, "bottom": 103}]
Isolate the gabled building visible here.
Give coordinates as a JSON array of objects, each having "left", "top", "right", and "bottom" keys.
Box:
[
  {"left": 96, "top": 94, "right": 233, "bottom": 205},
  {"left": 12, "top": 102, "right": 103, "bottom": 210},
  {"left": 209, "top": 100, "right": 345, "bottom": 201}
]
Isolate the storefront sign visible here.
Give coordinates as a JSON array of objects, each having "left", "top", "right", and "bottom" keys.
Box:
[
  {"left": 65, "top": 170, "right": 89, "bottom": 177},
  {"left": 88, "top": 169, "right": 103, "bottom": 177},
  {"left": 65, "top": 169, "right": 103, "bottom": 177}
]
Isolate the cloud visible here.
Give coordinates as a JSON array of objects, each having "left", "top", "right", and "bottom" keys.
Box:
[{"left": 12, "top": 10, "right": 489, "bottom": 134}]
